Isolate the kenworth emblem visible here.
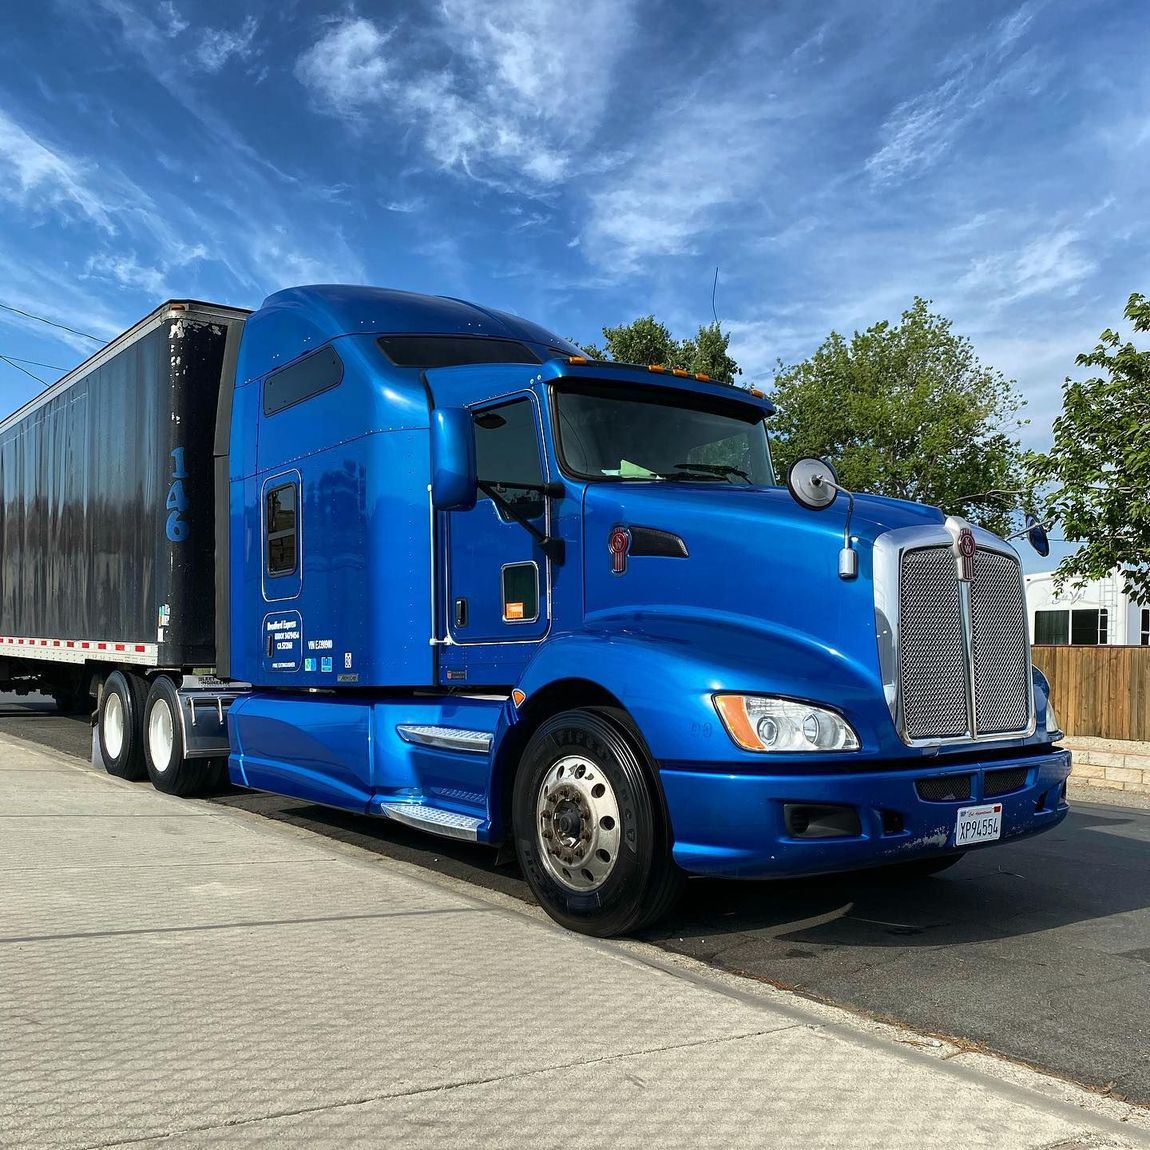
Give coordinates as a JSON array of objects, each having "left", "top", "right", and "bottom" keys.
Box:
[
  {"left": 608, "top": 526, "right": 631, "bottom": 575},
  {"left": 945, "top": 517, "right": 978, "bottom": 582}
]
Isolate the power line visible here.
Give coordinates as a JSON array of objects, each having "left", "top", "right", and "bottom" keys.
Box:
[
  {"left": 0, "top": 354, "right": 49, "bottom": 386},
  {"left": 0, "top": 300, "right": 103, "bottom": 344},
  {"left": 1, "top": 353, "right": 66, "bottom": 371}
]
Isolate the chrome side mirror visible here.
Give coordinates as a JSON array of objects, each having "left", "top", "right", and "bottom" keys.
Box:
[
  {"left": 786, "top": 457, "right": 839, "bottom": 511},
  {"left": 1026, "top": 514, "right": 1050, "bottom": 558}
]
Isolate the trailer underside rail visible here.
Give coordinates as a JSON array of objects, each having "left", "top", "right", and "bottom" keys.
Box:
[{"left": 0, "top": 635, "right": 158, "bottom": 665}]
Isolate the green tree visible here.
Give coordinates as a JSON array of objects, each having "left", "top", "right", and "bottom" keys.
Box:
[
  {"left": 1028, "top": 292, "right": 1150, "bottom": 600},
  {"left": 770, "top": 298, "right": 1027, "bottom": 536},
  {"left": 582, "top": 316, "right": 741, "bottom": 384}
]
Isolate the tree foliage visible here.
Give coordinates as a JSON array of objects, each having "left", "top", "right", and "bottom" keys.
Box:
[
  {"left": 1028, "top": 292, "right": 1150, "bottom": 600},
  {"left": 583, "top": 316, "right": 741, "bottom": 384},
  {"left": 769, "top": 298, "right": 1027, "bottom": 536}
]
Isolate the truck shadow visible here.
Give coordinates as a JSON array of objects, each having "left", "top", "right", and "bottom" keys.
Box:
[{"left": 214, "top": 793, "right": 1148, "bottom": 952}]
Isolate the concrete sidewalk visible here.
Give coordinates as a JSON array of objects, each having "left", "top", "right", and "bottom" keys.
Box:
[{"left": 1, "top": 734, "right": 1147, "bottom": 1150}]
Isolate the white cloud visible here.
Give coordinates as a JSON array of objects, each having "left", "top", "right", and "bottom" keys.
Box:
[
  {"left": 581, "top": 95, "right": 776, "bottom": 273},
  {"left": 958, "top": 229, "right": 1096, "bottom": 305},
  {"left": 0, "top": 110, "right": 118, "bottom": 231},
  {"left": 867, "top": 7, "right": 1050, "bottom": 183},
  {"left": 157, "top": 0, "right": 187, "bottom": 38},
  {"left": 294, "top": 1, "right": 635, "bottom": 186},
  {"left": 194, "top": 16, "right": 259, "bottom": 73},
  {"left": 295, "top": 18, "right": 394, "bottom": 114}
]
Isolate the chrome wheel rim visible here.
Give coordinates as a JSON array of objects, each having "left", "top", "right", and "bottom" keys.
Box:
[
  {"left": 103, "top": 693, "right": 125, "bottom": 760},
  {"left": 147, "top": 698, "right": 174, "bottom": 773},
  {"left": 536, "top": 755, "right": 622, "bottom": 893}
]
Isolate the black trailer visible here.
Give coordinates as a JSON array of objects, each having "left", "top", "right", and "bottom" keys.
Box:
[{"left": 0, "top": 300, "right": 248, "bottom": 777}]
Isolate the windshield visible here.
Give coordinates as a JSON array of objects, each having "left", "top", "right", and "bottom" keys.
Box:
[{"left": 555, "top": 383, "right": 776, "bottom": 485}]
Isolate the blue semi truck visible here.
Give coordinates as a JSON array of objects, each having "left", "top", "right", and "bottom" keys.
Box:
[{"left": 0, "top": 285, "right": 1070, "bottom": 935}]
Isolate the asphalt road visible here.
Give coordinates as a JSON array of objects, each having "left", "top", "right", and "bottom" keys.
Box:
[{"left": 5, "top": 692, "right": 1149, "bottom": 1104}]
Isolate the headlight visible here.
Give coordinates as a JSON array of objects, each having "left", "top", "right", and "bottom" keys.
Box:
[
  {"left": 713, "top": 695, "right": 860, "bottom": 752},
  {"left": 1045, "top": 697, "right": 1062, "bottom": 738}
]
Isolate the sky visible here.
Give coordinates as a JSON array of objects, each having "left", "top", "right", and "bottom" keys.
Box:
[{"left": 0, "top": 0, "right": 1146, "bottom": 569}]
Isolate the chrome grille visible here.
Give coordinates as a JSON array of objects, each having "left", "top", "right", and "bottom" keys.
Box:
[
  {"left": 895, "top": 541, "right": 1031, "bottom": 742},
  {"left": 970, "top": 550, "right": 1031, "bottom": 734},
  {"left": 899, "top": 547, "right": 968, "bottom": 740}
]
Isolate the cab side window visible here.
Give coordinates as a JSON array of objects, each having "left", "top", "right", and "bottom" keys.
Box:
[{"left": 474, "top": 399, "right": 545, "bottom": 519}]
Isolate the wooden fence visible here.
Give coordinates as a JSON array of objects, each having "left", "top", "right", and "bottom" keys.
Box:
[{"left": 1031, "top": 645, "right": 1150, "bottom": 742}]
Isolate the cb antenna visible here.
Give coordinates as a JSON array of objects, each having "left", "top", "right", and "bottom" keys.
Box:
[{"left": 711, "top": 266, "right": 720, "bottom": 325}]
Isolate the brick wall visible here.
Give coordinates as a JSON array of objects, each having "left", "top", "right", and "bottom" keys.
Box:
[{"left": 1064, "top": 736, "right": 1150, "bottom": 796}]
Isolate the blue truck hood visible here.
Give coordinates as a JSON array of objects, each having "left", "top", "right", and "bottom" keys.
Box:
[{"left": 580, "top": 482, "right": 945, "bottom": 683}]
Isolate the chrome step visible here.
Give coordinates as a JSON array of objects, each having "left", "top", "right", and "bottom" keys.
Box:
[
  {"left": 377, "top": 802, "right": 484, "bottom": 841},
  {"left": 396, "top": 724, "right": 493, "bottom": 754}
]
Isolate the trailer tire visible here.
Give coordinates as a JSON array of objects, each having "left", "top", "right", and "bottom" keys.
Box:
[
  {"left": 98, "top": 671, "right": 148, "bottom": 781},
  {"left": 143, "top": 676, "right": 209, "bottom": 797},
  {"left": 513, "top": 707, "right": 683, "bottom": 938}
]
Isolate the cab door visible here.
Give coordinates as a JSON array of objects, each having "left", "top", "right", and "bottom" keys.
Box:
[{"left": 440, "top": 395, "right": 552, "bottom": 684}]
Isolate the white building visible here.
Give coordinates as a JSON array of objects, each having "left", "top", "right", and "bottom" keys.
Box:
[{"left": 1025, "top": 569, "right": 1150, "bottom": 646}]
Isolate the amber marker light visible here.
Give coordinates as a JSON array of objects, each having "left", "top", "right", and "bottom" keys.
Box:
[
  {"left": 647, "top": 364, "right": 666, "bottom": 373},
  {"left": 511, "top": 688, "right": 526, "bottom": 707},
  {"left": 568, "top": 355, "right": 588, "bottom": 365},
  {"left": 712, "top": 695, "right": 761, "bottom": 751},
  {"left": 695, "top": 373, "right": 712, "bottom": 382}
]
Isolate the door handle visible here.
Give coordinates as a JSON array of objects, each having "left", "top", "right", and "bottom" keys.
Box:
[{"left": 454, "top": 598, "right": 468, "bottom": 628}]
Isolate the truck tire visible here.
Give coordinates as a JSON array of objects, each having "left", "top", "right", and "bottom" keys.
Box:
[
  {"left": 513, "top": 707, "right": 683, "bottom": 937},
  {"left": 143, "top": 676, "right": 210, "bottom": 796},
  {"left": 98, "top": 671, "right": 148, "bottom": 780}
]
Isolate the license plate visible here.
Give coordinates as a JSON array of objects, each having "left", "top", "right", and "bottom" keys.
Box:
[{"left": 955, "top": 803, "right": 1002, "bottom": 847}]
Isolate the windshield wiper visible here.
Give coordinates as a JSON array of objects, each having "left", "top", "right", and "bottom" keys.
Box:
[{"left": 668, "top": 462, "right": 752, "bottom": 485}]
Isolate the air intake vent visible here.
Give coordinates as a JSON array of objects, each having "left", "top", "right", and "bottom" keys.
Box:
[
  {"left": 916, "top": 774, "right": 973, "bottom": 802},
  {"left": 984, "top": 766, "right": 1028, "bottom": 797}
]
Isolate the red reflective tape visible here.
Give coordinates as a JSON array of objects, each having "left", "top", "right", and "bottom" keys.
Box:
[
  {"left": 97, "top": 643, "right": 107, "bottom": 650},
  {"left": 40, "top": 639, "right": 47, "bottom": 646},
  {"left": 53, "top": 640, "right": 60, "bottom": 646},
  {"left": 82, "top": 642, "right": 90, "bottom": 649},
  {"left": 114, "top": 643, "right": 125, "bottom": 652},
  {"left": 66, "top": 641, "right": 75, "bottom": 648},
  {"left": 134, "top": 645, "right": 146, "bottom": 653}
]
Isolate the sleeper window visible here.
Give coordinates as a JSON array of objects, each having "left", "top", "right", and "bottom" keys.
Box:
[{"left": 266, "top": 484, "right": 298, "bottom": 576}]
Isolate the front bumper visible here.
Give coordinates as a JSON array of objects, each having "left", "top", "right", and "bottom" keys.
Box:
[{"left": 661, "top": 747, "right": 1071, "bottom": 878}]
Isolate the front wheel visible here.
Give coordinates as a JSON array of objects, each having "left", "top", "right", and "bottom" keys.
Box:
[
  {"left": 143, "top": 676, "right": 209, "bottom": 796},
  {"left": 513, "top": 707, "right": 683, "bottom": 937}
]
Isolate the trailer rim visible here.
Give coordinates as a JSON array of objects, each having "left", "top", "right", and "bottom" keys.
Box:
[
  {"left": 147, "top": 695, "right": 176, "bottom": 774},
  {"left": 103, "top": 693, "right": 126, "bottom": 760}
]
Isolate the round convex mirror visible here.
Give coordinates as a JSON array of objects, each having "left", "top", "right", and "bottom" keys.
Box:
[
  {"left": 786, "top": 457, "right": 839, "bottom": 511},
  {"left": 1025, "top": 513, "right": 1050, "bottom": 558}
]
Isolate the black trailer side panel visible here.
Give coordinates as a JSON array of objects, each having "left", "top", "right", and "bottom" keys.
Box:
[{"left": 0, "top": 312, "right": 235, "bottom": 667}]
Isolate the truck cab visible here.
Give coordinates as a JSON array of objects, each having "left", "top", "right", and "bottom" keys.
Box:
[{"left": 209, "top": 285, "right": 1071, "bottom": 936}]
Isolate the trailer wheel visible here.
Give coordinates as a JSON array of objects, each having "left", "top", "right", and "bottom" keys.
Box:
[
  {"left": 98, "top": 671, "right": 148, "bottom": 780},
  {"left": 513, "top": 707, "right": 683, "bottom": 937},
  {"left": 143, "top": 676, "right": 209, "bottom": 797}
]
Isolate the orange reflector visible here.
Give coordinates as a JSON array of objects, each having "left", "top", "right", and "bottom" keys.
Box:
[
  {"left": 671, "top": 368, "right": 689, "bottom": 377},
  {"left": 568, "top": 355, "right": 587, "bottom": 365},
  {"left": 695, "top": 373, "right": 711, "bottom": 382},
  {"left": 511, "top": 688, "right": 526, "bottom": 708},
  {"left": 713, "top": 696, "right": 759, "bottom": 751},
  {"left": 647, "top": 364, "right": 666, "bottom": 373}
]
